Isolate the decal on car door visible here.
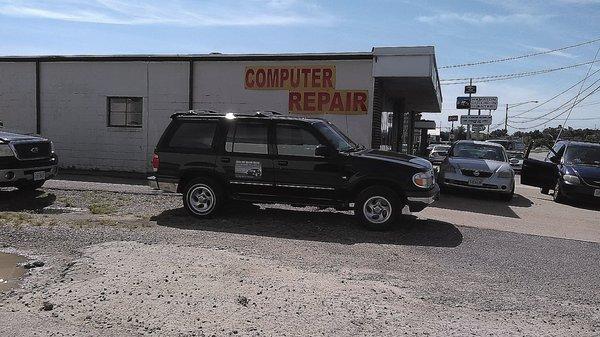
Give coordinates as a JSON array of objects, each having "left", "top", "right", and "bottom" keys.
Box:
[{"left": 235, "top": 160, "right": 262, "bottom": 179}]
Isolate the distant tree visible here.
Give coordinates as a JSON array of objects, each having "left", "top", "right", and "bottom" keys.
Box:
[{"left": 489, "top": 129, "right": 508, "bottom": 138}]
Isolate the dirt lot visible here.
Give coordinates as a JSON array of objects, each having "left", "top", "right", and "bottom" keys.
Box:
[{"left": 1, "top": 176, "right": 599, "bottom": 336}]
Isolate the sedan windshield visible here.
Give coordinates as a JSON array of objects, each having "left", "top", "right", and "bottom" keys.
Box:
[
  {"left": 564, "top": 144, "right": 600, "bottom": 166},
  {"left": 452, "top": 143, "right": 506, "bottom": 162},
  {"left": 313, "top": 122, "right": 359, "bottom": 152}
]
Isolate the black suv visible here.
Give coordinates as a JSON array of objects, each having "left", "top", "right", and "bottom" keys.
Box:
[
  {"left": 148, "top": 111, "right": 439, "bottom": 229},
  {"left": 0, "top": 129, "right": 58, "bottom": 190}
]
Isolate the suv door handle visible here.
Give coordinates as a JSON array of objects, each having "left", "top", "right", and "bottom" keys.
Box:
[
  {"left": 277, "top": 160, "right": 288, "bottom": 166},
  {"left": 221, "top": 157, "right": 231, "bottom": 163}
]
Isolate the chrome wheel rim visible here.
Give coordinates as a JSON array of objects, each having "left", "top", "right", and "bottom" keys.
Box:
[
  {"left": 188, "top": 184, "right": 215, "bottom": 214},
  {"left": 363, "top": 196, "right": 392, "bottom": 224}
]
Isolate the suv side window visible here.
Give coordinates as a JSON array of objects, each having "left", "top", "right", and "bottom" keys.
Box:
[
  {"left": 275, "top": 124, "right": 321, "bottom": 157},
  {"left": 225, "top": 122, "right": 268, "bottom": 155},
  {"left": 167, "top": 121, "right": 217, "bottom": 150}
]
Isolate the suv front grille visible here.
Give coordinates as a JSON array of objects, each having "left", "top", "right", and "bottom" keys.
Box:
[
  {"left": 12, "top": 141, "right": 52, "bottom": 160},
  {"left": 581, "top": 177, "right": 600, "bottom": 188},
  {"left": 460, "top": 169, "right": 493, "bottom": 178}
]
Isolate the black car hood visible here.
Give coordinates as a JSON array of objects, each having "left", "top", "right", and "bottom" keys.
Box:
[
  {"left": 569, "top": 164, "right": 600, "bottom": 182},
  {"left": 352, "top": 149, "right": 432, "bottom": 170},
  {"left": 0, "top": 131, "right": 43, "bottom": 142}
]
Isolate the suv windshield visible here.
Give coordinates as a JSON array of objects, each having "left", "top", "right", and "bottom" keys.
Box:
[
  {"left": 313, "top": 122, "right": 359, "bottom": 152},
  {"left": 564, "top": 144, "right": 600, "bottom": 166},
  {"left": 452, "top": 143, "right": 506, "bottom": 162}
]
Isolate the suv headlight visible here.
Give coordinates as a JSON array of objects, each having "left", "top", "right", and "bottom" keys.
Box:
[
  {"left": 497, "top": 169, "right": 514, "bottom": 179},
  {"left": 413, "top": 171, "right": 434, "bottom": 189},
  {"left": 0, "top": 144, "right": 15, "bottom": 157},
  {"left": 563, "top": 174, "right": 580, "bottom": 185}
]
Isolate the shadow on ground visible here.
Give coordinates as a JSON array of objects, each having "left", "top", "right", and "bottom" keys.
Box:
[
  {"left": 431, "top": 189, "right": 533, "bottom": 218},
  {"left": 151, "top": 204, "right": 463, "bottom": 247},
  {"left": 0, "top": 189, "right": 56, "bottom": 211}
]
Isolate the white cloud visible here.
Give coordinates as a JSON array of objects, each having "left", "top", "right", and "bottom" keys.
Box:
[
  {"left": 522, "top": 45, "right": 578, "bottom": 59},
  {"left": 417, "top": 12, "right": 550, "bottom": 25},
  {"left": 0, "top": 0, "right": 336, "bottom": 26}
]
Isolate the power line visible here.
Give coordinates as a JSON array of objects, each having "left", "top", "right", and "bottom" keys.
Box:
[
  {"left": 439, "top": 37, "right": 600, "bottom": 69},
  {"left": 556, "top": 43, "right": 600, "bottom": 141},
  {"left": 506, "top": 83, "right": 600, "bottom": 130},
  {"left": 508, "top": 67, "right": 600, "bottom": 118},
  {"left": 509, "top": 75, "right": 600, "bottom": 122},
  {"left": 440, "top": 59, "right": 600, "bottom": 84}
]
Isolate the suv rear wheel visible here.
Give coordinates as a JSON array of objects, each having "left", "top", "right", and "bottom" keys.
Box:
[
  {"left": 183, "top": 178, "right": 223, "bottom": 218},
  {"left": 355, "top": 186, "right": 399, "bottom": 231}
]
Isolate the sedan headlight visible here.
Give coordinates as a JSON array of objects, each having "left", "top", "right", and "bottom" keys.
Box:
[
  {"left": 497, "top": 170, "right": 514, "bottom": 179},
  {"left": 563, "top": 174, "right": 580, "bottom": 185},
  {"left": 413, "top": 171, "right": 434, "bottom": 189},
  {"left": 0, "top": 144, "right": 15, "bottom": 157}
]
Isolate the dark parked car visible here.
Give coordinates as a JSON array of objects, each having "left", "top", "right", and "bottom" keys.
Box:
[
  {"left": 521, "top": 140, "right": 600, "bottom": 203},
  {"left": 148, "top": 111, "right": 439, "bottom": 229},
  {"left": 0, "top": 130, "right": 58, "bottom": 190}
]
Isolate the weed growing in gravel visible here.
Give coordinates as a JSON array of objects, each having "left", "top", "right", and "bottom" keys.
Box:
[
  {"left": 89, "top": 203, "right": 117, "bottom": 214},
  {"left": 0, "top": 212, "right": 32, "bottom": 227}
]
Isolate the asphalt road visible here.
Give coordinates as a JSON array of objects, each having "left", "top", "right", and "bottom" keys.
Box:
[{"left": 1, "top": 174, "right": 599, "bottom": 335}]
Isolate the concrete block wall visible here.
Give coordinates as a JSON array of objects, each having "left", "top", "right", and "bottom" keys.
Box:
[
  {"left": 40, "top": 62, "right": 188, "bottom": 172},
  {"left": 194, "top": 60, "right": 374, "bottom": 148},
  {"left": 0, "top": 62, "right": 36, "bottom": 134}
]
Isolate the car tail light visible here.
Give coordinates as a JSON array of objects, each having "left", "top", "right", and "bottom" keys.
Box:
[{"left": 151, "top": 153, "right": 159, "bottom": 172}]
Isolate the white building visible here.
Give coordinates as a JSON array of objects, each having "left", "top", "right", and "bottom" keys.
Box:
[{"left": 0, "top": 47, "right": 442, "bottom": 173}]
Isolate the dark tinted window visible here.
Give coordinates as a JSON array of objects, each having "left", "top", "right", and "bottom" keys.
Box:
[
  {"left": 276, "top": 124, "right": 321, "bottom": 157},
  {"left": 225, "top": 123, "right": 268, "bottom": 154},
  {"left": 168, "top": 121, "right": 217, "bottom": 150}
]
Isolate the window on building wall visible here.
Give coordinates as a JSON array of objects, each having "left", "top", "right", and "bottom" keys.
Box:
[{"left": 108, "top": 97, "right": 143, "bottom": 127}]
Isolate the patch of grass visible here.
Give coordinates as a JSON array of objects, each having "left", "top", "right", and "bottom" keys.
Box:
[
  {"left": 0, "top": 212, "right": 33, "bottom": 227},
  {"left": 88, "top": 202, "right": 117, "bottom": 215}
]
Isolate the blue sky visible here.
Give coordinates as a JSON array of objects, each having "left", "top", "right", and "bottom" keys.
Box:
[{"left": 0, "top": 0, "right": 599, "bottom": 132}]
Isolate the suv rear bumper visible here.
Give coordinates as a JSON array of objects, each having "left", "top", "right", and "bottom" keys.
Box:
[
  {"left": 0, "top": 164, "right": 58, "bottom": 187},
  {"left": 147, "top": 176, "right": 178, "bottom": 193},
  {"left": 405, "top": 184, "right": 440, "bottom": 212}
]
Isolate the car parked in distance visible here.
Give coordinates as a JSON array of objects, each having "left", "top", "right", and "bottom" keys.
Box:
[
  {"left": 438, "top": 140, "right": 515, "bottom": 201},
  {"left": 0, "top": 130, "right": 58, "bottom": 190},
  {"left": 428, "top": 145, "right": 451, "bottom": 165},
  {"left": 521, "top": 140, "right": 600, "bottom": 203},
  {"left": 148, "top": 110, "right": 439, "bottom": 230}
]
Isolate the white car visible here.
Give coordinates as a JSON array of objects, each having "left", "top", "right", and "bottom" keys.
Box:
[
  {"left": 438, "top": 140, "right": 515, "bottom": 201},
  {"left": 428, "top": 145, "right": 451, "bottom": 165}
]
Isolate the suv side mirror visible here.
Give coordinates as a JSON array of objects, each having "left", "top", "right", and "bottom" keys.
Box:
[
  {"left": 549, "top": 155, "right": 561, "bottom": 164},
  {"left": 315, "top": 145, "right": 331, "bottom": 157}
]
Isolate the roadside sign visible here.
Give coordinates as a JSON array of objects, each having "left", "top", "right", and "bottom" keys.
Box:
[
  {"left": 470, "top": 96, "right": 498, "bottom": 110},
  {"left": 456, "top": 96, "right": 498, "bottom": 110},
  {"left": 460, "top": 115, "right": 492, "bottom": 125},
  {"left": 448, "top": 115, "right": 458, "bottom": 122},
  {"left": 464, "top": 85, "right": 477, "bottom": 94},
  {"left": 456, "top": 97, "right": 471, "bottom": 109},
  {"left": 471, "top": 125, "right": 486, "bottom": 132}
]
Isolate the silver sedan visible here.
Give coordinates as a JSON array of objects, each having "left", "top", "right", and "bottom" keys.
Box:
[{"left": 438, "top": 140, "right": 515, "bottom": 201}]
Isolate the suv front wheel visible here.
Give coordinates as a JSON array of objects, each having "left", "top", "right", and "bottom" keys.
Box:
[
  {"left": 355, "top": 186, "right": 400, "bottom": 230},
  {"left": 183, "top": 178, "right": 223, "bottom": 218}
]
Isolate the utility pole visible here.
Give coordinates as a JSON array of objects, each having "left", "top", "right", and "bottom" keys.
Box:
[
  {"left": 504, "top": 103, "right": 509, "bottom": 134},
  {"left": 467, "top": 78, "right": 472, "bottom": 140}
]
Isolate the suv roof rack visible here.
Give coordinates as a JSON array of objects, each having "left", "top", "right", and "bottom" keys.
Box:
[
  {"left": 171, "top": 109, "right": 286, "bottom": 119},
  {"left": 170, "top": 109, "right": 220, "bottom": 118}
]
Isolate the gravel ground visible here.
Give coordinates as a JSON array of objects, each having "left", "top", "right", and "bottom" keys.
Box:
[{"left": 1, "top": 181, "right": 599, "bottom": 336}]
